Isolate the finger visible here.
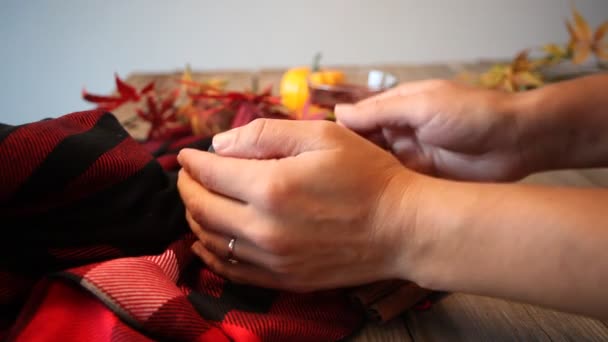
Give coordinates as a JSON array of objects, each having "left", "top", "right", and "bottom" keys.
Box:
[
  {"left": 186, "top": 210, "right": 275, "bottom": 267},
  {"left": 208, "top": 118, "right": 337, "bottom": 159},
  {"left": 177, "top": 150, "right": 268, "bottom": 203},
  {"left": 355, "top": 79, "right": 443, "bottom": 106},
  {"left": 178, "top": 169, "right": 255, "bottom": 238},
  {"left": 192, "top": 242, "right": 289, "bottom": 290},
  {"left": 335, "top": 82, "right": 440, "bottom": 133}
]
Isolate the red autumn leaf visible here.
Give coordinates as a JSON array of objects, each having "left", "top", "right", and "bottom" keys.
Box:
[
  {"left": 231, "top": 102, "right": 259, "bottom": 129},
  {"left": 82, "top": 74, "right": 156, "bottom": 111},
  {"left": 80, "top": 91, "right": 126, "bottom": 110},
  {"left": 141, "top": 81, "right": 155, "bottom": 94},
  {"left": 114, "top": 73, "right": 139, "bottom": 100},
  {"left": 135, "top": 93, "right": 183, "bottom": 140}
]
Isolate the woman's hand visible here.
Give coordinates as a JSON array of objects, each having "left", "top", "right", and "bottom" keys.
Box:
[
  {"left": 177, "top": 119, "right": 423, "bottom": 292},
  {"left": 335, "top": 79, "right": 530, "bottom": 182}
]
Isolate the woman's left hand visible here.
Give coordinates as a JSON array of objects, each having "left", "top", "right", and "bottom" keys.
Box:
[{"left": 177, "top": 118, "right": 423, "bottom": 292}]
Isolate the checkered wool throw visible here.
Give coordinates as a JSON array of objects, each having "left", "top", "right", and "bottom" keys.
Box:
[{"left": 0, "top": 110, "right": 363, "bottom": 341}]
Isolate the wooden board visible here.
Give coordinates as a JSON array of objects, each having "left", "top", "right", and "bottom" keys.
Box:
[
  {"left": 403, "top": 293, "right": 608, "bottom": 342},
  {"left": 348, "top": 318, "right": 413, "bottom": 342}
]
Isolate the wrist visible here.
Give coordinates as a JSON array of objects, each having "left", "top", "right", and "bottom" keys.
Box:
[
  {"left": 374, "top": 168, "right": 428, "bottom": 281},
  {"left": 511, "top": 76, "right": 608, "bottom": 172},
  {"left": 508, "top": 88, "right": 565, "bottom": 173},
  {"left": 395, "top": 175, "right": 482, "bottom": 290},
  {"left": 380, "top": 169, "right": 457, "bottom": 285}
]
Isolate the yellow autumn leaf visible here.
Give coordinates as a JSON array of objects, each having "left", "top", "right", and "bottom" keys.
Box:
[
  {"left": 512, "top": 50, "right": 534, "bottom": 72},
  {"left": 206, "top": 78, "right": 228, "bottom": 89},
  {"left": 513, "top": 71, "right": 544, "bottom": 88},
  {"left": 181, "top": 64, "right": 194, "bottom": 83},
  {"left": 479, "top": 66, "right": 507, "bottom": 88},
  {"left": 543, "top": 44, "right": 567, "bottom": 56}
]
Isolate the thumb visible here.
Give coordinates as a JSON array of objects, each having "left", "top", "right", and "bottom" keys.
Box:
[{"left": 211, "top": 118, "right": 335, "bottom": 159}]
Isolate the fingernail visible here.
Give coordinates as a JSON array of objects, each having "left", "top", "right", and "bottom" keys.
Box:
[
  {"left": 177, "top": 151, "right": 185, "bottom": 165},
  {"left": 212, "top": 131, "right": 234, "bottom": 151}
]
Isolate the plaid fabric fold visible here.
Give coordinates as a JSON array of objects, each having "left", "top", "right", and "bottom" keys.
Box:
[{"left": 1, "top": 110, "right": 363, "bottom": 341}]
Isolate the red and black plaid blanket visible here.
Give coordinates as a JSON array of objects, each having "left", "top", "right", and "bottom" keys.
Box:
[{"left": 0, "top": 110, "right": 364, "bottom": 341}]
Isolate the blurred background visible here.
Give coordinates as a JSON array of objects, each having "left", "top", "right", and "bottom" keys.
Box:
[{"left": 1, "top": 0, "right": 607, "bottom": 125}]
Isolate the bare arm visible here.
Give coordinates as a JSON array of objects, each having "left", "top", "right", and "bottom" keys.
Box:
[{"left": 400, "top": 174, "right": 608, "bottom": 319}]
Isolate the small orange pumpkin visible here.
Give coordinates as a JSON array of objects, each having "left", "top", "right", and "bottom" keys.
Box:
[{"left": 279, "top": 54, "right": 345, "bottom": 112}]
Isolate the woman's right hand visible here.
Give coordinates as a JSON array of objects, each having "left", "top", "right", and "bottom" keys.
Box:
[{"left": 335, "top": 79, "right": 532, "bottom": 182}]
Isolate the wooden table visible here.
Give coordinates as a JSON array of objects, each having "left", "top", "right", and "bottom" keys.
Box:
[{"left": 121, "top": 62, "right": 608, "bottom": 341}]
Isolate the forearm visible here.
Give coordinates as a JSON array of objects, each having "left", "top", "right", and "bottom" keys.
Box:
[
  {"left": 515, "top": 73, "right": 608, "bottom": 172},
  {"left": 406, "top": 176, "right": 608, "bottom": 319}
]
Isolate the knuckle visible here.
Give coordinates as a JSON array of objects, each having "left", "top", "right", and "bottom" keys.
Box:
[
  {"left": 255, "top": 228, "right": 290, "bottom": 256},
  {"left": 224, "top": 268, "right": 243, "bottom": 283},
  {"left": 196, "top": 166, "right": 218, "bottom": 190},
  {"left": 256, "top": 177, "right": 290, "bottom": 211},
  {"left": 248, "top": 118, "right": 270, "bottom": 148},
  {"left": 207, "top": 257, "right": 225, "bottom": 274},
  {"left": 367, "top": 97, "right": 385, "bottom": 110},
  {"left": 199, "top": 235, "right": 214, "bottom": 251},
  {"left": 189, "top": 203, "right": 208, "bottom": 227},
  {"left": 270, "top": 258, "right": 297, "bottom": 275},
  {"left": 314, "top": 120, "right": 338, "bottom": 141}
]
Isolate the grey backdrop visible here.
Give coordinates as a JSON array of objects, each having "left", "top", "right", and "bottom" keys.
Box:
[{"left": 2, "top": 0, "right": 607, "bottom": 124}]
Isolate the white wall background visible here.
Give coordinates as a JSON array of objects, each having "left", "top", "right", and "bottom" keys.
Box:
[{"left": 1, "top": 0, "right": 607, "bottom": 125}]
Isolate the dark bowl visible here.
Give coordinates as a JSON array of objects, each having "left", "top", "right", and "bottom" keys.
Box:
[{"left": 308, "top": 69, "right": 398, "bottom": 108}]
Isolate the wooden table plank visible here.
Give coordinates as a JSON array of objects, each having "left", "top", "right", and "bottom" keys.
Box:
[
  {"left": 404, "top": 293, "right": 552, "bottom": 341},
  {"left": 523, "top": 305, "right": 608, "bottom": 342},
  {"left": 522, "top": 170, "right": 599, "bottom": 188},
  {"left": 347, "top": 318, "right": 412, "bottom": 342},
  {"left": 577, "top": 169, "right": 608, "bottom": 187}
]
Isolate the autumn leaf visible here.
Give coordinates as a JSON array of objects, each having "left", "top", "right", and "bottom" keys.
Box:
[
  {"left": 594, "top": 22, "right": 608, "bottom": 60},
  {"left": 566, "top": 4, "right": 608, "bottom": 63},
  {"left": 541, "top": 44, "right": 569, "bottom": 65},
  {"left": 512, "top": 50, "right": 534, "bottom": 72},
  {"left": 82, "top": 74, "right": 154, "bottom": 110},
  {"left": 513, "top": 71, "right": 544, "bottom": 88},
  {"left": 478, "top": 50, "right": 544, "bottom": 92},
  {"left": 137, "top": 93, "right": 183, "bottom": 140}
]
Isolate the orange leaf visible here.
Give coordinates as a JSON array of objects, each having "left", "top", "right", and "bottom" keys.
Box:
[
  {"left": 594, "top": 21, "right": 608, "bottom": 42},
  {"left": 572, "top": 44, "right": 591, "bottom": 64},
  {"left": 596, "top": 44, "right": 608, "bottom": 61},
  {"left": 572, "top": 4, "right": 592, "bottom": 41},
  {"left": 512, "top": 50, "right": 532, "bottom": 71}
]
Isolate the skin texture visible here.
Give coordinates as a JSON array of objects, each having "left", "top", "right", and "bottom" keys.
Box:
[{"left": 177, "top": 74, "right": 608, "bottom": 319}]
